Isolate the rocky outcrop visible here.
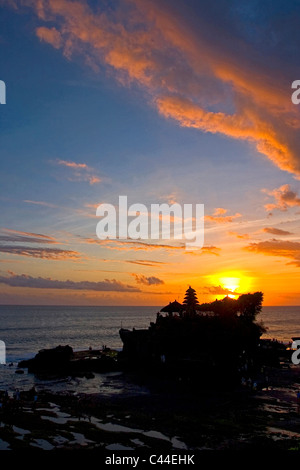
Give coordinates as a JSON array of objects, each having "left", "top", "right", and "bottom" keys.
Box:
[{"left": 18, "top": 345, "right": 120, "bottom": 377}]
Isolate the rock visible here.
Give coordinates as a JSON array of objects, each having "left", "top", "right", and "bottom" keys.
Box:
[
  {"left": 18, "top": 345, "right": 120, "bottom": 377},
  {"left": 85, "top": 372, "right": 95, "bottom": 379},
  {"left": 18, "top": 345, "right": 74, "bottom": 374}
]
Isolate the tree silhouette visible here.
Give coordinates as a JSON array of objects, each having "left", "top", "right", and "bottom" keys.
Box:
[
  {"left": 237, "top": 292, "right": 263, "bottom": 320},
  {"left": 202, "top": 296, "right": 239, "bottom": 318}
]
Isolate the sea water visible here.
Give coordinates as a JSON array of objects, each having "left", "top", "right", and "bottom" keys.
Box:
[{"left": 0, "top": 305, "right": 299, "bottom": 393}]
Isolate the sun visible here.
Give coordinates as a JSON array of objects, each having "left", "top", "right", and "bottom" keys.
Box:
[
  {"left": 208, "top": 272, "right": 252, "bottom": 299},
  {"left": 220, "top": 277, "right": 240, "bottom": 298}
]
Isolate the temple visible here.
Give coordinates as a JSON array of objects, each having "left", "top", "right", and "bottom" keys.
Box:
[{"left": 119, "top": 286, "right": 275, "bottom": 385}]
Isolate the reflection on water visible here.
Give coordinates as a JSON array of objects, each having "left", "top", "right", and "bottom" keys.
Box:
[
  {"left": 106, "top": 443, "right": 135, "bottom": 450},
  {"left": 0, "top": 362, "right": 149, "bottom": 398},
  {"left": 0, "top": 438, "right": 10, "bottom": 450},
  {"left": 0, "top": 399, "right": 188, "bottom": 450},
  {"left": 1, "top": 304, "right": 299, "bottom": 401},
  {"left": 31, "top": 439, "right": 54, "bottom": 450}
]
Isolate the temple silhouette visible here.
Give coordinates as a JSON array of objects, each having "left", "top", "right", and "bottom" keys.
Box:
[{"left": 119, "top": 286, "right": 273, "bottom": 385}]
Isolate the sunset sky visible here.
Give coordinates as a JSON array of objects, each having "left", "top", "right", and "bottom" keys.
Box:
[{"left": 1, "top": 0, "right": 300, "bottom": 306}]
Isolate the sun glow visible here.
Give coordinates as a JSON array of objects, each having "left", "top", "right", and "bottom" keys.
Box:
[
  {"left": 208, "top": 272, "right": 253, "bottom": 299},
  {"left": 220, "top": 277, "right": 240, "bottom": 298}
]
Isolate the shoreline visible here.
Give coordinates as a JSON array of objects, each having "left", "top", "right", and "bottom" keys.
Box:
[{"left": 0, "top": 363, "right": 300, "bottom": 451}]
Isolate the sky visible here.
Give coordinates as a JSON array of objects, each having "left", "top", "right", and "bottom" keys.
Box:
[{"left": 1, "top": 0, "right": 300, "bottom": 306}]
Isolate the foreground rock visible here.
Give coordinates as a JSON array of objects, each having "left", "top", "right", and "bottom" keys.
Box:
[
  {"left": 18, "top": 345, "right": 120, "bottom": 378},
  {"left": 1, "top": 365, "right": 300, "bottom": 450}
]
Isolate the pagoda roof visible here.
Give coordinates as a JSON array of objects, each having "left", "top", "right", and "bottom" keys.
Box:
[{"left": 160, "top": 300, "right": 183, "bottom": 313}]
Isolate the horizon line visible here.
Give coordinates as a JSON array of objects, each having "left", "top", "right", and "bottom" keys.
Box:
[{"left": 0, "top": 304, "right": 300, "bottom": 308}]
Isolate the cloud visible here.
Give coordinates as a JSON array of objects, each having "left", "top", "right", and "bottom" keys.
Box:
[
  {"left": 126, "top": 259, "right": 166, "bottom": 266},
  {"left": 228, "top": 231, "right": 249, "bottom": 240},
  {"left": 23, "top": 200, "right": 98, "bottom": 219},
  {"left": 23, "top": 200, "right": 60, "bottom": 209},
  {"left": 158, "top": 192, "right": 178, "bottom": 205},
  {"left": 203, "top": 285, "right": 240, "bottom": 296},
  {"left": 214, "top": 208, "right": 227, "bottom": 216},
  {"left": 262, "top": 184, "right": 300, "bottom": 212},
  {"left": 187, "top": 245, "right": 221, "bottom": 256},
  {"left": 245, "top": 239, "right": 300, "bottom": 267},
  {"left": 133, "top": 274, "right": 164, "bottom": 286},
  {"left": 88, "top": 176, "right": 101, "bottom": 185},
  {"left": 205, "top": 208, "right": 242, "bottom": 224},
  {"left": 85, "top": 238, "right": 185, "bottom": 251},
  {"left": 86, "top": 238, "right": 219, "bottom": 255},
  {"left": 0, "top": 272, "right": 140, "bottom": 291},
  {"left": 0, "top": 235, "right": 57, "bottom": 244},
  {"left": 9, "top": 0, "right": 300, "bottom": 177},
  {"left": 57, "top": 160, "right": 88, "bottom": 169},
  {"left": 36, "top": 25, "right": 62, "bottom": 48},
  {"left": 0, "top": 245, "right": 80, "bottom": 260},
  {"left": 0, "top": 228, "right": 80, "bottom": 260},
  {"left": 155, "top": 95, "right": 297, "bottom": 175},
  {"left": 54, "top": 159, "right": 101, "bottom": 185},
  {"left": 262, "top": 227, "right": 293, "bottom": 236},
  {"left": 84, "top": 203, "right": 103, "bottom": 209},
  {"left": 0, "top": 228, "right": 57, "bottom": 243}
]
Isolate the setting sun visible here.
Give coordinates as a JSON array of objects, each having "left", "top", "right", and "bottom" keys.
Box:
[
  {"left": 208, "top": 272, "right": 253, "bottom": 299},
  {"left": 220, "top": 277, "right": 240, "bottom": 298}
]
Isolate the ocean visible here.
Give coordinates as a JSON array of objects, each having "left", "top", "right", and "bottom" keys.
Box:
[{"left": 0, "top": 305, "right": 299, "bottom": 394}]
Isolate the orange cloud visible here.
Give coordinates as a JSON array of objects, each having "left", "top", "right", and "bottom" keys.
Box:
[
  {"left": 203, "top": 285, "right": 240, "bottom": 296},
  {"left": 126, "top": 259, "right": 166, "bottom": 266},
  {"left": 214, "top": 208, "right": 227, "bottom": 216},
  {"left": 84, "top": 203, "right": 103, "bottom": 209},
  {"left": 88, "top": 176, "right": 101, "bottom": 185},
  {"left": 262, "top": 227, "right": 293, "bottom": 236},
  {"left": 23, "top": 199, "right": 59, "bottom": 209},
  {"left": 84, "top": 238, "right": 219, "bottom": 255},
  {"left": 54, "top": 159, "right": 101, "bottom": 185},
  {"left": 245, "top": 239, "right": 300, "bottom": 267},
  {"left": 155, "top": 95, "right": 295, "bottom": 175},
  {"left": 11, "top": 0, "right": 300, "bottom": 176},
  {"left": 186, "top": 245, "right": 221, "bottom": 256},
  {"left": 263, "top": 184, "right": 300, "bottom": 212},
  {"left": 205, "top": 208, "right": 242, "bottom": 224},
  {"left": 86, "top": 238, "right": 185, "bottom": 252},
  {"left": 36, "top": 26, "right": 62, "bottom": 48},
  {"left": 228, "top": 231, "right": 249, "bottom": 240},
  {"left": 1, "top": 228, "right": 57, "bottom": 242},
  {"left": 158, "top": 192, "right": 178, "bottom": 205},
  {"left": 57, "top": 160, "right": 88, "bottom": 169}
]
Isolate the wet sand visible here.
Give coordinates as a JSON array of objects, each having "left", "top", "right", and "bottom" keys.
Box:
[{"left": 0, "top": 364, "right": 300, "bottom": 451}]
